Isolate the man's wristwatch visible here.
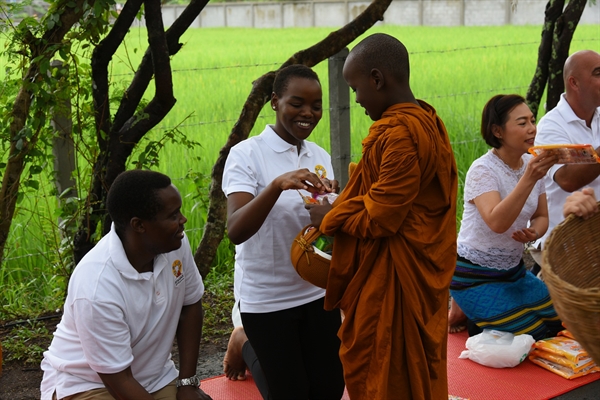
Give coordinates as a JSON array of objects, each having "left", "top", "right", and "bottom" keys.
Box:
[{"left": 176, "top": 375, "right": 200, "bottom": 388}]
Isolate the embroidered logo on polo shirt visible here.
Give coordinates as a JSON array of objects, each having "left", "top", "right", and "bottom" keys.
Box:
[
  {"left": 172, "top": 260, "right": 185, "bottom": 286},
  {"left": 315, "top": 165, "right": 326, "bottom": 178}
]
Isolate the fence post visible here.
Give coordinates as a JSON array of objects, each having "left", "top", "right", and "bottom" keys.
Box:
[
  {"left": 328, "top": 48, "right": 351, "bottom": 189},
  {"left": 505, "top": 0, "right": 512, "bottom": 25},
  {"left": 50, "top": 60, "right": 77, "bottom": 202}
]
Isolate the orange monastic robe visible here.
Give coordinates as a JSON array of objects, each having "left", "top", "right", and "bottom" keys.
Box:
[{"left": 321, "top": 101, "right": 457, "bottom": 400}]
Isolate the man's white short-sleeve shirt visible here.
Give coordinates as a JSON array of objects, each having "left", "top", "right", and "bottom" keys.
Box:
[
  {"left": 534, "top": 94, "right": 600, "bottom": 245},
  {"left": 222, "top": 125, "right": 333, "bottom": 313},
  {"left": 40, "top": 226, "right": 204, "bottom": 399}
]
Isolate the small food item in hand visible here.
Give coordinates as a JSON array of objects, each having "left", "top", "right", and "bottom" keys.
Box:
[
  {"left": 297, "top": 191, "right": 319, "bottom": 204},
  {"left": 297, "top": 191, "right": 339, "bottom": 205}
]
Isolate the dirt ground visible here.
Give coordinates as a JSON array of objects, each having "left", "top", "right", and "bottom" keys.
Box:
[{"left": 0, "top": 315, "right": 230, "bottom": 400}]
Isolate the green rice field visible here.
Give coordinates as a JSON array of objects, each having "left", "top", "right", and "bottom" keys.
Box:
[{"left": 1, "top": 24, "right": 600, "bottom": 318}]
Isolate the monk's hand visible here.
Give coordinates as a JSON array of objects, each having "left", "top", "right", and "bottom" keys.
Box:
[
  {"left": 306, "top": 203, "right": 332, "bottom": 228},
  {"left": 275, "top": 169, "right": 327, "bottom": 195},
  {"left": 330, "top": 179, "right": 340, "bottom": 194},
  {"left": 511, "top": 227, "right": 538, "bottom": 244},
  {"left": 563, "top": 188, "right": 598, "bottom": 219}
]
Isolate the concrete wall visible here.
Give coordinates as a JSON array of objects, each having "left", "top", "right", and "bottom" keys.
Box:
[{"left": 159, "top": 0, "right": 600, "bottom": 29}]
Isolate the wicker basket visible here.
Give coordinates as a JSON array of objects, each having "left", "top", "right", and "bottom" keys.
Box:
[
  {"left": 542, "top": 205, "right": 600, "bottom": 365},
  {"left": 290, "top": 225, "right": 331, "bottom": 289}
]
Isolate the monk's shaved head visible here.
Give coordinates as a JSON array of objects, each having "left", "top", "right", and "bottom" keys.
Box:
[
  {"left": 564, "top": 50, "right": 599, "bottom": 84},
  {"left": 347, "top": 33, "right": 410, "bottom": 84}
]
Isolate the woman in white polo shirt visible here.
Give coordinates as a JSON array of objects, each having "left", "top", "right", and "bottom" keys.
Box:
[{"left": 222, "top": 64, "right": 344, "bottom": 399}]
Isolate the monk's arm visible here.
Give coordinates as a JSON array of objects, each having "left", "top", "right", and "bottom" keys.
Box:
[{"left": 322, "top": 132, "right": 419, "bottom": 239}]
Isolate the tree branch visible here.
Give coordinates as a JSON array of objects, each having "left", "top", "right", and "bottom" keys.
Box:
[
  {"left": 526, "top": 0, "right": 564, "bottom": 117},
  {"left": 74, "top": 0, "right": 209, "bottom": 261},
  {"left": 112, "top": 0, "right": 209, "bottom": 132},
  {"left": 91, "top": 0, "right": 144, "bottom": 148}
]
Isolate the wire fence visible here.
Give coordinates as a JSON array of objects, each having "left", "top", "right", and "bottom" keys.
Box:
[{"left": 3, "top": 35, "right": 600, "bottom": 265}]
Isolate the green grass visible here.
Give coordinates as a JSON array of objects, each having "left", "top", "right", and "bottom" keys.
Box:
[{"left": 1, "top": 24, "right": 600, "bottom": 328}]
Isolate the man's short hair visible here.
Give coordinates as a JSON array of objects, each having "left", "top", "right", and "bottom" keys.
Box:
[
  {"left": 106, "top": 170, "right": 172, "bottom": 232},
  {"left": 273, "top": 64, "right": 321, "bottom": 97},
  {"left": 349, "top": 33, "right": 410, "bottom": 83}
]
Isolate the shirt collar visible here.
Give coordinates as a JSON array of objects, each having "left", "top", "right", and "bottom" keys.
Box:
[
  {"left": 108, "top": 223, "right": 166, "bottom": 280},
  {"left": 557, "top": 93, "right": 600, "bottom": 124},
  {"left": 260, "top": 125, "right": 311, "bottom": 156}
]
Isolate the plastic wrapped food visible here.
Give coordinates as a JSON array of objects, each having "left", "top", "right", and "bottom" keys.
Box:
[
  {"left": 533, "top": 337, "right": 590, "bottom": 363},
  {"left": 529, "top": 355, "right": 600, "bottom": 379},
  {"left": 529, "top": 349, "right": 596, "bottom": 373},
  {"left": 528, "top": 144, "right": 600, "bottom": 164}
]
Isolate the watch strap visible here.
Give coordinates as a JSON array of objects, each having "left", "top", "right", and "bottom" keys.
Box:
[{"left": 176, "top": 375, "right": 200, "bottom": 388}]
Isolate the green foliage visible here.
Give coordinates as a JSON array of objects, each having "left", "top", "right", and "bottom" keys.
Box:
[
  {"left": 133, "top": 116, "right": 203, "bottom": 170},
  {"left": 201, "top": 237, "right": 235, "bottom": 340},
  {"left": 0, "top": 0, "right": 118, "bottom": 316},
  {"left": 1, "top": 320, "right": 53, "bottom": 364}
]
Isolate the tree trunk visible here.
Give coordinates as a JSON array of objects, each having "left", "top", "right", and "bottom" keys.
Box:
[
  {"left": 526, "top": 0, "right": 564, "bottom": 117},
  {"left": 545, "top": 0, "right": 587, "bottom": 111},
  {"left": 0, "top": 0, "right": 92, "bottom": 266},
  {"left": 526, "top": 0, "right": 587, "bottom": 116},
  {"left": 194, "top": 0, "right": 394, "bottom": 279},
  {"left": 73, "top": 0, "right": 210, "bottom": 263}
]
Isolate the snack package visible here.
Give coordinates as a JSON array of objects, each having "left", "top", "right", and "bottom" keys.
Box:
[
  {"left": 528, "top": 144, "right": 600, "bottom": 164},
  {"left": 313, "top": 235, "right": 333, "bottom": 254},
  {"left": 529, "top": 355, "right": 600, "bottom": 379},
  {"left": 557, "top": 329, "right": 576, "bottom": 340},
  {"left": 533, "top": 336, "right": 590, "bottom": 363},
  {"left": 302, "top": 226, "right": 333, "bottom": 258},
  {"left": 529, "top": 348, "right": 596, "bottom": 373}
]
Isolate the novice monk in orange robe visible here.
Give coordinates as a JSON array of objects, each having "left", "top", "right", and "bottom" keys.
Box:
[{"left": 308, "top": 33, "right": 458, "bottom": 399}]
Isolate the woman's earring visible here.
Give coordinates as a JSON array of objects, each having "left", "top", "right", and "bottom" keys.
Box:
[{"left": 272, "top": 106, "right": 276, "bottom": 110}]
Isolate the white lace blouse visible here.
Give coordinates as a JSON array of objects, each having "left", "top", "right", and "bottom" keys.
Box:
[{"left": 457, "top": 150, "right": 545, "bottom": 270}]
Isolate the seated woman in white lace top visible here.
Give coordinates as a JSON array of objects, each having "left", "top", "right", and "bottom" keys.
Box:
[{"left": 448, "top": 94, "right": 562, "bottom": 340}]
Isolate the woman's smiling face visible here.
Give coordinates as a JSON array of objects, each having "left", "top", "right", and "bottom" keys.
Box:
[{"left": 272, "top": 76, "right": 323, "bottom": 146}]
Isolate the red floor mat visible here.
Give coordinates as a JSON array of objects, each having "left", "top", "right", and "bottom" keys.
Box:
[
  {"left": 200, "top": 331, "right": 600, "bottom": 400},
  {"left": 200, "top": 374, "right": 350, "bottom": 399},
  {"left": 448, "top": 330, "right": 600, "bottom": 400}
]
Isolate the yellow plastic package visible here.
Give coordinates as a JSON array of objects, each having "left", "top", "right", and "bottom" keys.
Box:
[
  {"left": 529, "top": 349, "right": 596, "bottom": 373},
  {"left": 529, "top": 355, "right": 600, "bottom": 379},
  {"left": 532, "top": 337, "right": 590, "bottom": 363}
]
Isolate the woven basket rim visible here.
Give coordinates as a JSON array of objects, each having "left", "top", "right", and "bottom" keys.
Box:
[{"left": 542, "top": 207, "right": 600, "bottom": 294}]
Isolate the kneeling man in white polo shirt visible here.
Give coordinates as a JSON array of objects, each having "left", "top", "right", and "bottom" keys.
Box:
[
  {"left": 40, "top": 170, "right": 212, "bottom": 400},
  {"left": 534, "top": 50, "right": 600, "bottom": 246}
]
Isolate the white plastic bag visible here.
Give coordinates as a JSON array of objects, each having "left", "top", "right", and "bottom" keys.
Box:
[{"left": 458, "top": 329, "right": 535, "bottom": 368}]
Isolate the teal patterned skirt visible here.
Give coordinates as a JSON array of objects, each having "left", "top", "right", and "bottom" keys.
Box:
[{"left": 450, "top": 256, "right": 562, "bottom": 340}]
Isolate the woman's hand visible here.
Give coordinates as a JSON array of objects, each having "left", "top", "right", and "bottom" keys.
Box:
[
  {"left": 523, "top": 152, "right": 558, "bottom": 182},
  {"left": 275, "top": 169, "right": 334, "bottom": 195},
  {"left": 511, "top": 227, "right": 538, "bottom": 243}
]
